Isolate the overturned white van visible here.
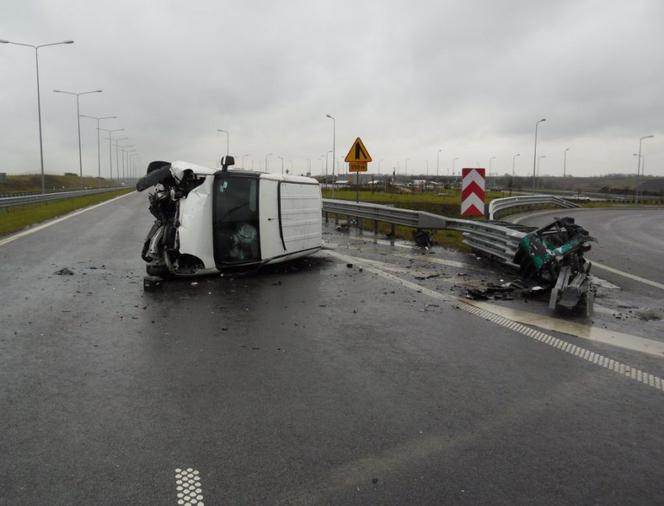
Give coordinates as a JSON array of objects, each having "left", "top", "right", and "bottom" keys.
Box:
[{"left": 136, "top": 157, "right": 322, "bottom": 277}]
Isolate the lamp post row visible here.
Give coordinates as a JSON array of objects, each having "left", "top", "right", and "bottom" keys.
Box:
[{"left": 1, "top": 38, "right": 140, "bottom": 188}]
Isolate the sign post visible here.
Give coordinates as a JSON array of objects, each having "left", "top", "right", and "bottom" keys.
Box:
[
  {"left": 461, "top": 168, "right": 486, "bottom": 217},
  {"left": 345, "top": 137, "right": 372, "bottom": 203}
]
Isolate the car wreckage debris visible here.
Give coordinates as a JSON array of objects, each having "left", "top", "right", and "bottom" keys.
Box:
[{"left": 514, "top": 217, "right": 594, "bottom": 314}]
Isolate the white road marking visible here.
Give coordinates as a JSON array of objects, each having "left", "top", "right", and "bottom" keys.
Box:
[
  {"left": 0, "top": 191, "right": 134, "bottom": 248},
  {"left": 394, "top": 252, "right": 468, "bottom": 269},
  {"left": 175, "top": 468, "right": 204, "bottom": 506},
  {"left": 325, "top": 249, "right": 664, "bottom": 393},
  {"left": 592, "top": 261, "right": 664, "bottom": 291}
]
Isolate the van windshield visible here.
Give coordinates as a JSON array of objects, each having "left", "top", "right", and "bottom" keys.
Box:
[{"left": 212, "top": 175, "right": 260, "bottom": 265}]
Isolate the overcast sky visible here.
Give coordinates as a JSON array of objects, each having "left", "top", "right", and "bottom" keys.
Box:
[{"left": 1, "top": 0, "right": 662, "bottom": 178}]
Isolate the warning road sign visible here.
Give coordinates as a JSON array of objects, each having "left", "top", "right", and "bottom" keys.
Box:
[
  {"left": 461, "top": 168, "right": 486, "bottom": 217},
  {"left": 344, "top": 137, "right": 372, "bottom": 163}
]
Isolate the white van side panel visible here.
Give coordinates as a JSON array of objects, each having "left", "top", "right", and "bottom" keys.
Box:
[
  {"left": 259, "top": 179, "right": 285, "bottom": 260},
  {"left": 177, "top": 176, "right": 216, "bottom": 269},
  {"left": 279, "top": 182, "right": 322, "bottom": 253}
]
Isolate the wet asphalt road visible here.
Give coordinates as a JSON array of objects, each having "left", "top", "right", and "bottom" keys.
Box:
[
  {"left": 1, "top": 193, "right": 664, "bottom": 505},
  {"left": 515, "top": 208, "right": 664, "bottom": 299}
]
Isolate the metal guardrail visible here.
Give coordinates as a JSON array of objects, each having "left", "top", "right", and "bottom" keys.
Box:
[
  {"left": 0, "top": 186, "right": 127, "bottom": 209},
  {"left": 488, "top": 194, "right": 579, "bottom": 220},
  {"left": 322, "top": 198, "right": 533, "bottom": 265}
]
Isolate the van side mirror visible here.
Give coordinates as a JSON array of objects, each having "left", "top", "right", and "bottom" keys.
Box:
[{"left": 221, "top": 155, "right": 235, "bottom": 172}]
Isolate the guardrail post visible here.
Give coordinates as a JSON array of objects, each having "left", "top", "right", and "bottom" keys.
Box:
[
  {"left": 390, "top": 223, "right": 395, "bottom": 245},
  {"left": 374, "top": 219, "right": 378, "bottom": 240},
  {"left": 324, "top": 211, "right": 329, "bottom": 223}
]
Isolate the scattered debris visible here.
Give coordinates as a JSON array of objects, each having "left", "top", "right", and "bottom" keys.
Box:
[
  {"left": 54, "top": 267, "right": 74, "bottom": 276},
  {"left": 637, "top": 309, "right": 662, "bottom": 322},
  {"left": 414, "top": 273, "right": 441, "bottom": 280},
  {"left": 412, "top": 229, "right": 433, "bottom": 249}
]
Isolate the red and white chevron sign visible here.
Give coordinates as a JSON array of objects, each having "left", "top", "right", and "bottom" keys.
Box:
[{"left": 461, "top": 168, "right": 486, "bottom": 217}]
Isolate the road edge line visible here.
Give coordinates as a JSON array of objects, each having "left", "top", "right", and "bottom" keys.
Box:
[{"left": 0, "top": 191, "right": 135, "bottom": 248}]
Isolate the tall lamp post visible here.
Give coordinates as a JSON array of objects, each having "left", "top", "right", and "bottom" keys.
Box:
[
  {"left": 278, "top": 156, "right": 285, "bottom": 175},
  {"left": 120, "top": 145, "right": 134, "bottom": 180},
  {"left": 436, "top": 148, "right": 442, "bottom": 177},
  {"left": 325, "top": 114, "right": 335, "bottom": 195},
  {"left": 217, "top": 129, "right": 229, "bottom": 158},
  {"left": 532, "top": 118, "right": 546, "bottom": 189},
  {"left": 1, "top": 39, "right": 74, "bottom": 193},
  {"left": 113, "top": 137, "right": 128, "bottom": 181},
  {"left": 512, "top": 153, "right": 520, "bottom": 176},
  {"left": 637, "top": 135, "right": 654, "bottom": 176},
  {"left": 265, "top": 152, "right": 273, "bottom": 171},
  {"left": 53, "top": 89, "right": 103, "bottom": 177},
  {"left": 98, "top": 128, "right": 124, "bottom": 180},
  {"left": 563, "top": 147, "right": 570, "bottom": 177},
  {"left": 80, "top": 114, "right": 116, "bottom": 178},
  {"left": 489, "top": 156, "right": 496, "bottom": 177}
]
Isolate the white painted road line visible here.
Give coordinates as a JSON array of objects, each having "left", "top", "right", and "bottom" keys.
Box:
[
  {"left": 175, "top": 468, "right": 205, "bottom": 506},
  {"left": 0, "top": 191, "right": 134, "bottom": 248},
  {"left": 325, "top": 249, "right": 664, "bottom": 393},
  {"left": 592, "top": 261, "right": 664, "bottom": 291}
]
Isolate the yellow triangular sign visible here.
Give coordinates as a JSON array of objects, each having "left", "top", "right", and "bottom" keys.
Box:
[{"left": 344, "top": 137, "right": 372, "bottom": 163}]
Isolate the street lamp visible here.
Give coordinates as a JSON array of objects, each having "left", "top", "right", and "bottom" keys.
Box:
[
  {"left": 98, "top": 128, "right": 124, "bottom": 179},
  {"left": 532, "top": 118, "right": 546, "bottom": 189},
  {"left": 326, "top": 114, "right": 335, "bottom": 195},
  {"left": 563, "top": 147, "right": 570, "bottom": 177},
  {"left": 452, "top": 157, "right": 460, "bottom": 175},
  {"left": 1, "top": 39, "right": 74, "bottom": 193},
  {"left": 217, "top": 129, "right": 229, "bottom": 157},
  {"left": 265, "top": 152, "right": 273, "bottom": 171},
  {"left": 112, "top": 137, "right": 128, "bottom": 181},
  {"left": 437, "top": 148, "right": 442, "bottom": 177},
  {"left": 53, "top": 89, "right": 103, "bottom": 177},
  {"left": 80, "top": 114, "right": 116, "bottom": 178},
  {"left": 278, "top": 156, "right": 285, "bottom": 175},
  {"left": 489, "top": 156, "right": 496, "bottom": 177},
  {"left": 120, "top": 145, "right": 134, "bottom": 180},
  {"left": 637, "top": 135, "right": 654, "bottom": 176},
  {"left": 128, "top": 152, "right": 139, "bottom": 179},
  {"left": 512, "top": 153, "right": 520, "bottom": 176}
]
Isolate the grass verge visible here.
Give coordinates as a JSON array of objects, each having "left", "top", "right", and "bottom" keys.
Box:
[{"left": 0, "top": 189, "right": 133, "bottom": 236}]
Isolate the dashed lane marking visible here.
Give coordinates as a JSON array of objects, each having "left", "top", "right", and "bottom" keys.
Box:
[
  {"left": 0, "top": 191, "right": 134, "bottom": 248},
  {"left": 324, "top": 249, "right": 664, "bottom": 393},
  {"left": 175, "top": 468, "right": 204, "bottom": 506}
]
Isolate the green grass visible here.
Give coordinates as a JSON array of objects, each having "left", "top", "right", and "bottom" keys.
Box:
[
  {"left": 0, "top": 189, "right": 133, "bottom": 236},
  {"left": 0, "top": 174, "right": 118, "bottom": 194}
]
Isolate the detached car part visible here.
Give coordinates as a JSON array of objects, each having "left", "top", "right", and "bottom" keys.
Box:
[
  {"left": 136, "top": 156, "right": 323, "bottom": 281},
  {"left": 513, "top": 217, "right": 594, "bottom": 314}
]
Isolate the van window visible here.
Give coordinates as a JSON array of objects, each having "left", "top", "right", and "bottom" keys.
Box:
[{"left": 213, "top": 176, "right": 260, "bottom": 264}]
